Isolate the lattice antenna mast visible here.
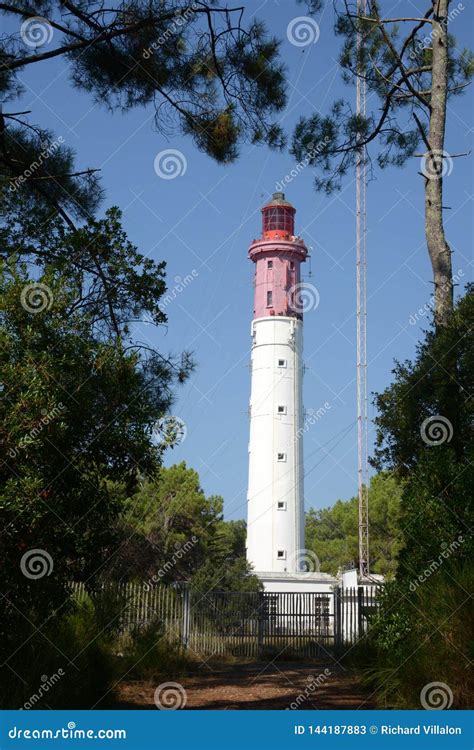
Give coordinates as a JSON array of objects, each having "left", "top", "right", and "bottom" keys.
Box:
[{"left": 356, "top": 0, "right": 369, "bottom": 579}]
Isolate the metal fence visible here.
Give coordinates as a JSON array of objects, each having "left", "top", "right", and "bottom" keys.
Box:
[
  {"left": 188, "top": 590, "right": 336, "bottom": 659},
  {"left": 71, "top": 582, "right": 380, "bottom": 659},
  {"left": 72, "top": 581, "right": 184, "bottom": 637},
  {"left": 339, "top": 586, "right": 380, "bottom": 646}
]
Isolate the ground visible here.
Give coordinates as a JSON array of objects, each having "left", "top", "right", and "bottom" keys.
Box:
[{"left": 112, "top": 661, "right": 375, "bottom": 710}]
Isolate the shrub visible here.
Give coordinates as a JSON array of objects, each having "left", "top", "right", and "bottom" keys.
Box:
[
  {"left": 350, "top": 561, "right": 473, "bottom": 708},
  {"left": 118, "top": 619, "right": 187, "bottom": 682},
  {"left": 1, "top": 599, "right": 114, "bottom": 709}
]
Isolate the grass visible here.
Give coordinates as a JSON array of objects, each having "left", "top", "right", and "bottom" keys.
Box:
[{"left": 116, "top": 619, "right": 188, "bottom": 682}]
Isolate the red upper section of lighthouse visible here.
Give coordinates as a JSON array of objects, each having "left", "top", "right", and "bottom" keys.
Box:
[{"left": 249, "top": 192, "right": 308, "bottom": 320}]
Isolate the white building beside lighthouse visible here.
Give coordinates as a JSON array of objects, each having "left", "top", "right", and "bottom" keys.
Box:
[{"left": 246, "top": 193, "right": 334, "bottom": 592}]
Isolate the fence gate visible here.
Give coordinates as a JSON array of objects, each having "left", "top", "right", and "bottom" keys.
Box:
[{"left": 187, "top": 590, "right": 336, "bottom": 659}]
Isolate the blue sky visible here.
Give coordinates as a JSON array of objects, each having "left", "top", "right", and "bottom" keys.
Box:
[{"left": 12, "top": 1, "right": 473, "bottom": 519}]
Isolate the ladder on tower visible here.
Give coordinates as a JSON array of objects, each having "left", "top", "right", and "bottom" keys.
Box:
[{"left": 356, "top": 0, "right": 369, "bottom": 580}]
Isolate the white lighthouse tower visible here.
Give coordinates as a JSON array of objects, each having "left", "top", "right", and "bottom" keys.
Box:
[{"left": 246, "top": 192, "right": 325, "bottom": 590}]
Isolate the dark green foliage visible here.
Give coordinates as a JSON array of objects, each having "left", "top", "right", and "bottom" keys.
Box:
[
  {"left": 0, "top": 262, "right": 189, "bottom": 666},
  {"left": 350, "top": 289, "right": 473, "bottom": 708},
  {"left": 299, "top": 0, "right": 323, "bottom": 12},
  {"left": 0, "top": 599, "right": 116, "bottom": 709},
  {"left": 119, "top": 619, "right": 187, "bottom": 683},
  {"left": 190, "top": 515, "right": 250, "bottom": 585},
  {"left": 1, "top": 127, "right": 102, "bottom": 219},
  {"left": 351, "top": 562, "right": 473, "bottom": 708},
  {"left": 1, "top": 202, "right": 176, "bottom": 337},
  {"left": 305, "top": 473, "right": 403, "bottom": 576},
  {"left": 211, "top": 518, "right": 248, "bottom": 561},
  {"left": 107, "top": 462, "right": 223, "bottom": 583},
  {"left": 189, "top": 516, "right": 261, "bottom": 593},
  {"left": 1, "top": 1, "right": 286, "bottom": 167},
  {"left": 0, "top": 592, "right": 188, "bottom": 708},
  {"left": 0, "top": 178, "right": 192, "bottom": 695},
  {"left": 191, "top": 556, "right": 262, "bottom": 594},
  {"left": 105, "top": 463, "right": 260, "bottom": 592},
  {"left": 372, "top": 287, "right": 473, "bottom": 577}
]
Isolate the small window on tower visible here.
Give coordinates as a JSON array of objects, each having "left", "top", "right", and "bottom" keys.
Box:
[
  {"left": 266, "top": 290, "right": 273, "bottom": 307},
  {"left": 277, "top": 359, "right": 287, "bottom": 368},
  {"left": 277, "top": 452, "right": 286, "bottom": 462},
  {"left": 277, "top": 405, "right": 286, "bottom": 414},
  {"left": 277, "top": 501, "right": 287, "bottom": 510},
  {"left": 290, "top": 261, "right": 295, "bottom": 270},
  {"left": 268, "top": 260, "right": 273, "bottom": 269},
  {"left": 277, "top": 550, "right": 286, "bottom": 559}
]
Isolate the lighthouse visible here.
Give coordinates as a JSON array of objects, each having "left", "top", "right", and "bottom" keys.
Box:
[{"left": 246, "top": 192, "right": 309, "bottom": 579}]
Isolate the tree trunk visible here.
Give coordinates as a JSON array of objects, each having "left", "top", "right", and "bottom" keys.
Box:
[{"left": 424, "top": 0, "right": 453, "bottom": 327}]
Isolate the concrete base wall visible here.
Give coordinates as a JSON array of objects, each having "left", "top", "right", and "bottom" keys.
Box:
[{"left": 255, "top": 571, "right": 337, "bottom": 594}]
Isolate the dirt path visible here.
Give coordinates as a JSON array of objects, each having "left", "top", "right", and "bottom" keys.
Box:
[{"left": 113, "top": 661, "right": 375, "bottom": 710}]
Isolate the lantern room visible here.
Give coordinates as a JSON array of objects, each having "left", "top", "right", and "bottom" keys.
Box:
[{"left": 262, "top": 192, "right": 295, "bottom": 239}]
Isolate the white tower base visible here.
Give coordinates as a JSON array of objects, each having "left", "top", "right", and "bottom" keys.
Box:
[{"left": 246, "top": 316, "right": 305, "bottom": 574}]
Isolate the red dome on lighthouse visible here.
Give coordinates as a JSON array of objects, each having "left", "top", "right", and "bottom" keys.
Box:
[{"left": 249, "top": 192, "right": 308, "bottom": 320}]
